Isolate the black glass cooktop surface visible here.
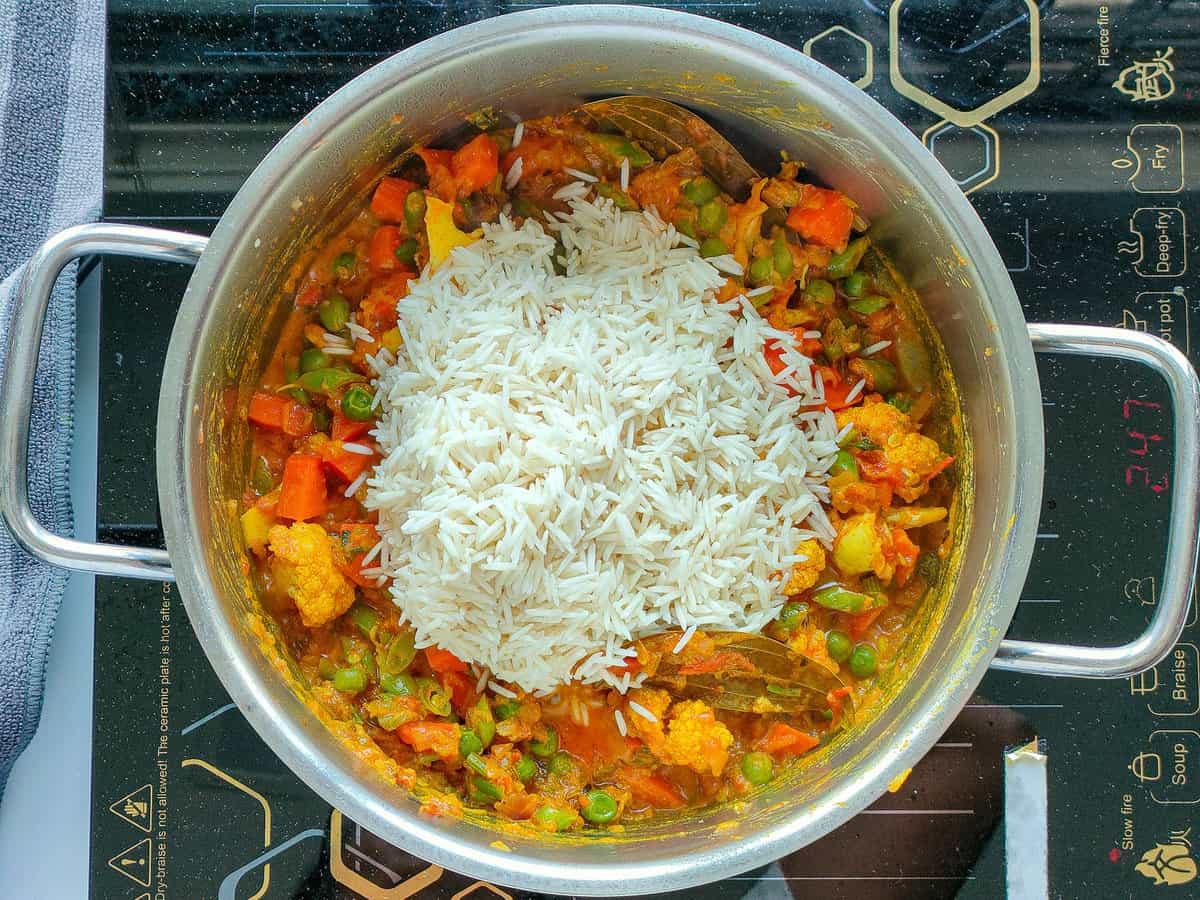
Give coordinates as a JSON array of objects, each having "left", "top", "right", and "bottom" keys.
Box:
[{"left": 93, "top": 2, "right": 1199, "bottom": 897}]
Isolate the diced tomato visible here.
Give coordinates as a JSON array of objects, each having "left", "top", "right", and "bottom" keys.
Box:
[
  {"left": 890, "top": 527, "right": 921, "bottom": 586},
  {"left": 332, "top": 522, "right": 379, "bottom": 588},
  {"left": 424, "top": 647, "right": 469, "bottom": 675},
  {"left": 370, "top": 176, "right": 418, "bottom": 223},
  {"left": 826, "top": 687, "right": 852, "bottom": 730},
  {"left": 756, "top": 722, "right": 820, "bottom": 756},
  {"left": 248, "top": 392, "right": 314, "bottom": 437},
  {"left": 763, "top": 331, "right": 821, "bottom": 398},
  {"left": 847, "top": 607, "right": 884, "bottom": 640},
  {"left": 295, "top": 280, "right": 322, "bottom": 308},
  {"left": 319, "top": 440, "right": 373, "bottom": 483},
  {"left": 815, "top": 365, "right": 864, "bottom": 412},
  {"left": 619, "top": 768, "right": 687, "bottom": 809},
  {"left": 785, "top": 185, "right": 853, "bottom": 251},
  {"left": 331, "top": 412, "right": 372, "bottom": 443},
  {"left": 676, "top": 652, "right": 757, "bottom": 676},
  {"left": 607, "top": 656, "right": 642, "bottom": 678},
  {"left": 368, "top": 225, "right": 403, "bottom": 274},
  {"left": 450, "top": 134, "right": 499, "bottom": 195},
  {"left": 398, "top": 721, "right": 461, "bottom": 762},
  {"left": 276, "top": 453, "right": 327, "bottom": 521},
  {"left": 417, "top": 147, "right": 456, "bottom": 202},
  {"left": 442, "top": 670, "right": 476, "bottom": 717}
]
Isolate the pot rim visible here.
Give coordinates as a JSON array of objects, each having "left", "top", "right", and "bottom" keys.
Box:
[{"left": 157, "top": 6, "right": 1044, "bottom": 893}]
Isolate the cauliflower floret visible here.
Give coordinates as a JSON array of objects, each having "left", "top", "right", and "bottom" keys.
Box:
[
  {"left": 835, "top": 397, "right": 914, "bottom": 448},
  {"left": 268, "top": 522, "right": 355, "bottom": 628},
  {"left": 784, "top": 539, "right": 826, "bottom": 595},
  {"left": 626, "top": 687, "right": 671, "bottom": 759},
  {"left": 884, "top": 432, "right": 948, "bottom": 502},
  {"left": 664, "top": 700, "right": 733, "bottom": 777}
]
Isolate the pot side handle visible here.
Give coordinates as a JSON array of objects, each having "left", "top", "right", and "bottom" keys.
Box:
[
  {"left": 0, "top": 223, "right": 208, "bottom": 582},
  {"left": 991, "top": 323, "right": 1200, "bottom": 678}
]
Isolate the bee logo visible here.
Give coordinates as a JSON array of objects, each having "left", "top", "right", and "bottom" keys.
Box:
[
  {"left": 1113, "top": 47, "right": 1176, "bottom": 103},
  {"left": 1136, "top": 828, "right": 1197, "bottom": 887}
]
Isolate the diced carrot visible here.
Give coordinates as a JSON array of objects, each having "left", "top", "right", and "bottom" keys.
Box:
[
  {"left": 826, "top": 687, "right": 852, "bottom": 730},
  {"left": 763, "top": 331, "right": 818, "bottom": 398},
  {"left": 417, "top": 147, "right": 456, "bottom": 202},
  {"left": 319, "top": 440, "right": 372, "bottom": 483},
  {"left": 756, "top": 722, "right": 820, "bottom": 756},
  {"left": 248, "top": 392, "right": 314, "bottom": 437},
  {"left": 295, "top": 280, "right": 322, "bottom": 308},
  {"left": 815, "top": 365, "right": 864, "bottom": 412},
  {"left": 276, "top": 453, "right": 327, "bottom": 521},
  {"left": 450, "top": 134, "right": 499, "bottom": 195},
  {"left": 331, "top": 412, "right": 372, "bottom": 443},
  {"left": 370, "top": 176, "right": 418, "bottom": 223},
  {"left": 368, "top": 225, "right": 402, "bottom": 274},
  {"left": 785, "top": 185, "right": 853, "bottom": 252},
  {"left": 442, "top": 670, "right": 476, "bottom": 717},
  {"left": 619, "top": 768, "right": 686, "bottom": 809},
  {"left": 848, "top": 607, "right": 884, "bottom": 640},
  {"left": 425, "top": 647, "right": 469, "bottom": 675},
  {"left": 607, "top": 656, "right": 642, "bottom": 678},
  {"left": 398, "top": 721, "right": 461, "bottom": 762}
]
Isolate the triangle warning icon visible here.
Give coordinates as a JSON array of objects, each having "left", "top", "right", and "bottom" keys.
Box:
[
  {"left": 107, "top": 837, "right": 152, "bottom": 887},
  {"left": 109, "top": 784, "right": 153, "bottom": 833}
]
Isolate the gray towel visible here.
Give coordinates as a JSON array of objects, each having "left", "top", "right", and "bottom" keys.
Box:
[{"left": 0, "top": 0, "right": 104, "bottom": 798}]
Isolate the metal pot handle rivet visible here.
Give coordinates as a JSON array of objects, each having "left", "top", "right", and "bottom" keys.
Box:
[
  {"left": 0, "top": 222, "right": 208, "bottom": 581},
  {"left": 990, "top": 323, "right": 1200, "bottom": 678}
]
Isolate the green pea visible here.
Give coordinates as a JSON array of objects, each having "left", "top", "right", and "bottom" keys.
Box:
[
  {"left": 825, "top": 236, "right": 869, "bottom": 279},
  {"left": 299, "top": 348, "right": 330, "bottom": 373},
  {"left": 777, "top": 602, "right": 807, "bottom": 629},
  {"left": 464, "top": 751, "right": 489, "bottom": 776},
  {"left": 811, "top": 584, "right": 872, "bottom": 613},
  {"left": 460, "top": 730, "right": 485, "bottom": 759},
  {"left": 842, "top": 270, "right": 869, "bottom": 298},
  {"left": 394, "top": 238, "right": 418, "bottom": 265},
  {"left": 699, "top": 237, "right": 728, "bottom": 258},
  {"left": 740, "top": 751, "right": 774, "bottom": 786},
  {"left": 676, "top": 218, "right": 697, "bottom": 239},
  {"left": 348, "top": 602, "right": 379, "bottom": 637},
  {"left": 380, "top": 672, "right": 417, "bottom": 696},
  {"left": 466, "top": 696, "right": 496, "bottom": 748},
  {"left": 341, "top": 386, "right": 375, "bottom": 422},
  {"left": 749, "top": 256, "right": 773, "bottom": 285},
  {"left": 683, "top": 176, "right": 720, "bottom": 207},
  {"left": 772, "top": 239, "right": 794, "bottom": 278},
  {"left": 849, "top": 643, "right": 878, "bottom": 678},
  {"left": 493, "top": 699, "right": 521, "bottom": 721},
  {"left": 314, "top": 407, "right": 331, "bottom": 432},
  {"left": 404, "top": 189, "right": 427, "bottom": 234},
  {"left": 848, "top": 295, "right": 891, "bottom": 316},
  {"left": 829, "top": 449, "right": 859, "bottom": 479},
  {"left": 298, "top": 367, "right": 363, "bottom": 396},
  {"left": 581, "top": 790, "right": 618, "bottom": 825},
  {"left": 515, "top": 755, "right": 537, "bottom": 782},
  {"left": 319, "top": 294, "right": 351, "bottom": 332},
  {"left": 532, "top": 804, "right": 576, "bottom": 832},
  {"left": 697, "top": 199, "right": 727, "bottom": 234},
  {"left": 331, "top": 253, "right": 357, "bottom": 281},
  {"left": 468, "top": 777, "right": 503, "bottom": 804},
  {"left": 529, "top": 726, "right": 558, "bottom": 758},
  {"left": 548, "top": 751, "right": 574, "bottom": 776},
  {"left": 417, "top": 678, "right": 452, "bottom": 717},
  {"left": 250, "top": 456, "right": 274, "bottom": 495},
  {"left": 803, "top": 278, "right": 835, "bottom": 304},
  {"left": 332, "top": 667, "right": 367, "bottom": 694},
  {"left": 826, "top": 630, "right": 853, "bottom": 663}
]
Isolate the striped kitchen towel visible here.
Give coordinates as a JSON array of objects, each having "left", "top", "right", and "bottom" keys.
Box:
[{"left": 0, "top": 0, "right": 104, "bottom": 799}]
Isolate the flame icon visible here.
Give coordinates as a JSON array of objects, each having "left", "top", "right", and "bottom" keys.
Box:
[{"left": 1117, "top": 239, "right": 1142, "bottom": 255}]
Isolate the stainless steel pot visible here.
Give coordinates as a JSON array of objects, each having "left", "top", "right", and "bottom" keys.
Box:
[{"left": 3, "top": 7, "right": 1198, "bottom": 894}]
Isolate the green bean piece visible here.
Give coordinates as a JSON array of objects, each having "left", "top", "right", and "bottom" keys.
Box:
[
  {"left": 596, "top": 182, "right": 637, "bottom": 210},
  {"left": 849, "top": 643, "right": 878, "bottom": 678},
  {"left": 842, "top": 270, "right": 869, "bottom": 298},
  {"left": 331, "top": 252, "right": 357, "bottom": 281},
  {"left": 803, "top": 278, "right": 835, "bottom": 304},
  {"left": 493, "top": 699, "right": 521, "bottom": 721},
  {"left": 854, "top": 358, "right": 898, "bottom": 394},
  {"left": 466, "top": 696, "right": 496, "bottom": 748},
  {"left": 417, "top": 678, "right": 452, "bottom": 717},
  {"left": 825, "top": 236, "right": 869, "bottom": 279},
  {"left": 762, "top": 207, "right": 788, "bottom": 230},
  {"left": 676, "top": 218, "right": 697, "bottom": 239},
  {"left": 341, "top": 385, "right": 375, "bottom": 422},
  {"left": 532, "top": 804, "right": 576, "bottom": 832},
  {"left": 777, "top": 602, "right": 807, "bottom": 629},
  {"left": 394, "top": 238, "right": 419, "bottom": 265},
  {"left": 887, "top": 393, "right": 913, "bottom": 414},
  {"left": 811, "top": 584, "right": 873, "bottom": 614},
  {"left": 298, "top": 367, "right": 363, "bottom": 396},
  {"left": 380, "top": 672, "right": 417, "bottom": 696},
  {"left": 282, "top": 358, "right": 309, "bottom": 404},
  {"left": 848, "top": 295, "right": 891, "bottom": 316},
  {"left": 464, "top": 751, "right": 489, "bottom": 776},
  {"left": 825, "top": 630, "right": 853, "bottom": 663},
  {"left": 468, "top": 777, "right": 503, "bottom": 804},
  {"left": 699, "top": 237, "right": 727, "bottom": 258},
  {"left": 589, "top": 133, "right": 652, "bottom": 168},
  {"left": 772, "top": 239, "right": 794, "bottom": 278},
  {"left": 749, "top": 256, "right": 773, "bottom": 285},
  {"left": 382, "top": 631, "right": 416, "bottom": 675},
  {"left": 318, "top": 657, "right": 337, "bottom": 679},
  {"left": 529, "top": 726, "right": 559, "bottom": 758},
  {"left": 682, "top": 176, "right": 720, "bottom": 207},
  {"left": 319, "top": 294, "right": 351, "bottom": 332},
  {"left": 250, "top": 456, "right": 274, "bottom": 495},
  {"left": 377, "top": 712, "right": 411, "bottom": 731},
  {"left": 697, "top": 200, "right": 727, "bottom": 234},
  {"left": 548, "top": 751, "right": 574, "bottom": 776},
  {"left": 740, "top": 751, "right": 774, "bottom": 786},
  {"left": 515, "top": 755, "right": 537, "bottom": 782},
  {"left": 828, "top": 449, "right": 859, "bottom": 479},
  {"left": 459, "top": 730, "right": 485, "bottom": 759},
  {"left": 299, "top": 348, "right": 331, "bottom": 373},
  {"left": 581, "top": 790, "right": 619, "bottom": 825},
  {"left": 348, "top": 602, "right": 379, "bottom": 637},
  {"left": 404, "top": 189, "right": 427, "bottom": 234},
  {"left": 332, "top": 667, "right": 367, "bottom": 694}
]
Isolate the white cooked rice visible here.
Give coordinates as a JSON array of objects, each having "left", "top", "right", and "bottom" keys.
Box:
[
  {"left": 365, "top": 193, "right": 837, "bottom": 693},
  {"left": 512, "top": 121, "right": 524, "bottom": 148}
]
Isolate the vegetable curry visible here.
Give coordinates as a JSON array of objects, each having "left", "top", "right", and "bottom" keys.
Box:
[{"left": 239, "top": 109, "right": 956, "bottom": 831}]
